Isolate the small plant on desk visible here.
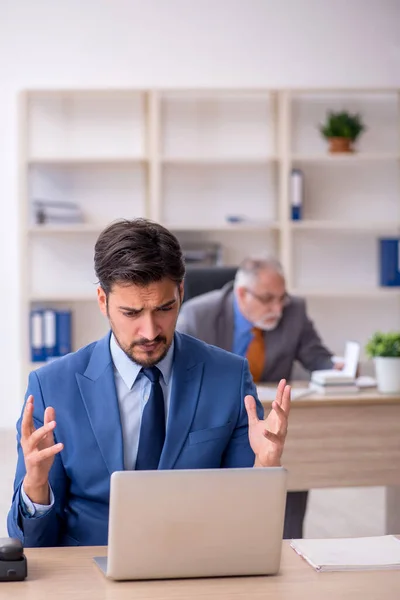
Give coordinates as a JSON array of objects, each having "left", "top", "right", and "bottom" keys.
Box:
[{"left": 365, "top": 332, "right": 400, "bottom": 394}]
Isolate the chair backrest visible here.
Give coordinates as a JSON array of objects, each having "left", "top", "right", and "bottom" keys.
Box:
[{"left": 183, "top": 266, "right": 237, "bottom": 302}]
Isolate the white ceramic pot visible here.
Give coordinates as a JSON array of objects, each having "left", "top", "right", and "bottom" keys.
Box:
[{"left": 374, "top": 357, "right": 400, "bottom": 394}]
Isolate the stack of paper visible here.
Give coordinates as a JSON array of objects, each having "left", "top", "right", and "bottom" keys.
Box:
[
  {"left": 309, "top": 380, "right": 359, "bottom": 395},
  {"left": 32, "top": 199, "right": 83, "bottom": 225},
  {"left": 291, "top": 535, "right": 400, "bottom": 572},
  {"left": 310, "top": 341, "right": 361, "bottom": 394},
  {"left": 311, "top": 370, "right": 355, "bottom": 385}
]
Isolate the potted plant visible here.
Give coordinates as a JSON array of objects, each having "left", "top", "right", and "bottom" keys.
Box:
[
  {"left": 319, "top": 110, "right": 366, "bottom": 153},
  {"left": 365, "top": 331, "right": 400, "bottom": 393}
]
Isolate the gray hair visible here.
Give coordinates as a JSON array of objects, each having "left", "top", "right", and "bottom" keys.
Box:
[{"left": 234, "top": 256, "right": 284, "bottom": 289}]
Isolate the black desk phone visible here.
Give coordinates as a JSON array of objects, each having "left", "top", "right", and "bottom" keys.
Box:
[{"left": 0, "top": 538, "right": 27, "bottom": 581}]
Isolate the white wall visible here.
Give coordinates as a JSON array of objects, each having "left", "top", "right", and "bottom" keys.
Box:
[{"left": 1, "top": 0, "right": 400, "bottom": 428}]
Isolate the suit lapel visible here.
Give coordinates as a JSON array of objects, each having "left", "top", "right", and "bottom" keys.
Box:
[
  {"left": 76, "top": 332, "right": 124, "bottom": 475},
  {"left": 216, "top": 284, "right": 235, "bottom": 351},
  {"left": 159, "top": 332, "right": 204, "bottom": 469},
  {"left": 263, "top": 317, "right": 287, "bottom": 379}
]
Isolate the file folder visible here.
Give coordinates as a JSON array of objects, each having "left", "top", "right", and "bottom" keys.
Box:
[
  {"left": 30, "top": 310, "right": 46, "bottom": 362},
  {"left": 379, "top": 238, "right": 400, "bottom": 286},
  {"left": 56, "top": 310, "right": 72, "bottom": 356},
  {"left": 43, "top": 309, "right": 57, "bottom": 358}
]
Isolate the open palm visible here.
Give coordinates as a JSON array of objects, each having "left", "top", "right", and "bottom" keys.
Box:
[
  {"left": 21, "top": 396, "right": 62, "bottom": 490},
  {"left": 245, "top": 379, "right": 291, "bottom": 467}
]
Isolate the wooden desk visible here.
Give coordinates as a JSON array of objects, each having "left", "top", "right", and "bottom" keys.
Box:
[
  {"left": 260, "top": 386, "right": 400, "bottom": 533},
  {"left": 3, "top": 545, "right": 399, "bottom": 599}
]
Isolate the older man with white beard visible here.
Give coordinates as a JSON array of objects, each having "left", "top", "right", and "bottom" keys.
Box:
[{"left": 177, "top": 255, "right": 335, "bottom": 539}]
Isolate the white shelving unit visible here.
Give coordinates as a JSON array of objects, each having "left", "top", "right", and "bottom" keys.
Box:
[
  {"left": 290, "top": 221, "right": 400, "bottom": 232},
  {"left": 19, "top": 88, "right": 400, "bottom": 389},
  {"left": 290, "top": 153, "right": 400, "bottom": 162}
]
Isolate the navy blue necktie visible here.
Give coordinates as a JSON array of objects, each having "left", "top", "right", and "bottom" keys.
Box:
[{"left": 135, "top": 366, "right": 166, "bottom": 470}]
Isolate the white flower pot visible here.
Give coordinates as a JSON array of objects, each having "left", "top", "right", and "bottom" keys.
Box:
[{"left": 374, "top": 357, "right": 400, "bottom": 394}]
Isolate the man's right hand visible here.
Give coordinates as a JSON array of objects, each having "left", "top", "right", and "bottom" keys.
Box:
[{"left": 21, "top": 395, "right": 63, "bottom": 505}]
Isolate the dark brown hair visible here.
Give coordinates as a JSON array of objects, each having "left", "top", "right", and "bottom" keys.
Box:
[{"left": 94, "top": 219, "right": 185, "bottom": 295}]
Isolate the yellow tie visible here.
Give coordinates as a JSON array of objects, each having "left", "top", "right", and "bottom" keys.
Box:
[{"left": 246, "top": 328, "right": 265, "bottom": 383}]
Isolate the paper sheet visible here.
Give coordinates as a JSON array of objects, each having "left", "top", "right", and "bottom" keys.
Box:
[{"left": 291, "top": 535, "right": 400, "bottom": 572}]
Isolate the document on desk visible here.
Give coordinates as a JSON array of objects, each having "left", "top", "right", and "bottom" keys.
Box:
[
  {"left": 311, "top": 340, "right": 361, "bottom": 386},
  {"left": 291, "top": 535, "right": 400, "bottom": 572},
  {"left": 256, "top": 386, "right": 314, "bottom": 402}
]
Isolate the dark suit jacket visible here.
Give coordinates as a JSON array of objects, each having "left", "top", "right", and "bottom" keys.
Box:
[
  {"left": 177, "top": 282, "right": 333, "bottom": 382},
  {"left": 8, "top": 331, "right": 262, "bottom": 547}
]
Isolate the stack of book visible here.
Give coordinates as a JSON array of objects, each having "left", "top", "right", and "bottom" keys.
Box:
[
  {"left": 310, "top": 369, "right": 359, "bottom": 395},
  {"left": 32, "top": 199, "right": 83, "bottom": 225},
  {"left": 181, "top": 242, "right": 222, "bottom": 266}
]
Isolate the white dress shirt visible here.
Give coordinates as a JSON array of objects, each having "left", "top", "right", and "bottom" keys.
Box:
[{"left": 110, "top": 333, "right": 174, "bottom": 470}]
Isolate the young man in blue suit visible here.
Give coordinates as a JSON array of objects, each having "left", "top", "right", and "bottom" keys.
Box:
[{"left": 8, "top": 219, "right": 291, "bottom": 547}]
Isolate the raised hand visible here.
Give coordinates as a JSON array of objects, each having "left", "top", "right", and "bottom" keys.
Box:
[
  {"left": 21, "top": 395, "right": 63, "bottom": 504},
  {"left": 245, "top": 379, "right": 291, "bottom": 467}
]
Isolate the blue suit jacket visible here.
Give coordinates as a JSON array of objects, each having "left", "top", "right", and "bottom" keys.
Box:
[{"left": 8, "top": 332, "right": 263, "bottom": 547}]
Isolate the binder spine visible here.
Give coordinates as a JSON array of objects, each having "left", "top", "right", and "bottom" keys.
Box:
[
  {"left": 290, "top": 169, "right": 303, "bottom": 221},
  {"left": 30, "top": 310, "right": 45, "bottom": 362},
  {"left": 379, "top": 238, "right": 400, "bottom": 287},
  {"left": 56, "top": 310, "right": 72, "bottom": 356},
  {"left": 43, "top": 309, "right": 57, "bottom": 358}
]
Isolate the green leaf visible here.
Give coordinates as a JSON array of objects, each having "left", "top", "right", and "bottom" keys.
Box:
[
  {"left": 365, "top": 332, "right": 400, "bottom": 357},
  {"left": 318, "top": 110, "right": 366, "bottom": 142}
]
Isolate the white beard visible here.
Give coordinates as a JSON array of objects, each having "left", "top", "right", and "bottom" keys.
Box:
[{"left": 253, "top": 314, "right": 282, "bottom": 331}]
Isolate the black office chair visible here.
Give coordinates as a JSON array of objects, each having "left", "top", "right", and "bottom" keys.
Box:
[{"left": 183, "top": 266, "right": 238, "bottom": 302}]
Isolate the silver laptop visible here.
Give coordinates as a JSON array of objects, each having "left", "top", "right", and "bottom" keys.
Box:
[{"left": 94, "top": 467, "right": 287, "bottom": 580}]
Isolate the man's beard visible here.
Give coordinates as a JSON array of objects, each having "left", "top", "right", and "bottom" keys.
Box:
[
  {"left": 253, "top": 312, "right": 282, "bottom": 331},
  {"left": 113, "top": 330, "right": 171, "bottom": 367}
]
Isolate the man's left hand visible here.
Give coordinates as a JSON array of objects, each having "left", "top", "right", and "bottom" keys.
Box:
[
  {"left": 245, "top": 379, "right": 291, "bottom": 468},
  {"left": 333, "top": 362, "right": 345, "bottom": 370}
]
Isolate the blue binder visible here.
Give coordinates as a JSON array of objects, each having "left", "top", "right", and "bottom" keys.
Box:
[
  {"left": 30, "top": 310, "right": 46, "bottom": 362},
  {"left": 43, "top": 309, "right": 57, "bottom": 358},
  {"left": 56, "top": 310, "right": 72, "bottom": 356},
  {"left": 290, "top": 169, "right": 304, "bottom": 221},
  {"left": 379, "top": 238, "right": 400, "bottom": 287}
]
